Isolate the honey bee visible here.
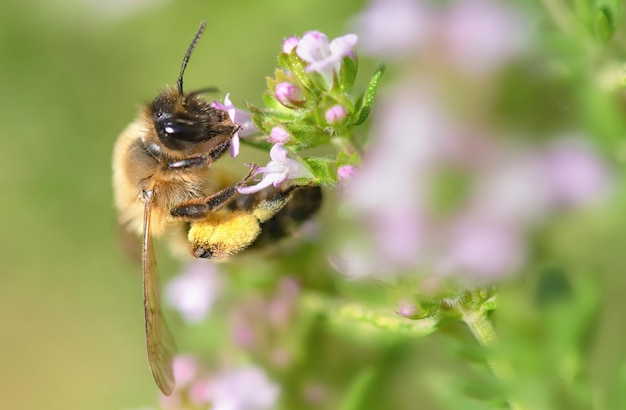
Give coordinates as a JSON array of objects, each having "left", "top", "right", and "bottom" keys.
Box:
[{"left": 112, "top": 22, "right": 321, "bottom": 395}]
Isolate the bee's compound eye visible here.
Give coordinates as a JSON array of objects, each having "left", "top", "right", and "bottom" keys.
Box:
[{"left": 156, "top": 117, "right": 204, "bottom": 142}]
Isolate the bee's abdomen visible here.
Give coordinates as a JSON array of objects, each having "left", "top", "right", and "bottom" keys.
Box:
[{"left": 229, "top": 185, "right": 323, "bottom": 249}]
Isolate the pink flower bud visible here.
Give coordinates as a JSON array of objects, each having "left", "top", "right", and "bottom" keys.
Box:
[
  {"left": 337, "top": 165, "right": 358, "bottom": 182},
  {"left": 275, "top": 82, "right": 305, "bottom": 107},
  {"left": 325, "top": 104, "right": 348, "bottom": 124},
  {"left": 267, "top": 126, "right": 291, "bottom": 144}
]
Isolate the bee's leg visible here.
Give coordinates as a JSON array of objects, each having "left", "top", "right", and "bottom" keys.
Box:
[
  {"left": 170, "top": 164, "right": 258, "bottom": 219},
  {"left": 166, "top": 140, "right": 231, "bottom": 170},
  {"left": 188, "top": 187, "right": 296, "bottom": 259},
  {"left": 250, "top": 186, "right": 299, "bottom": 223}
]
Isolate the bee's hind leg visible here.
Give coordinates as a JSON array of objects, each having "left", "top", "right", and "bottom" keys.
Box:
[{"left": 187, "top": 185, "right": 311, "bottom": 260}]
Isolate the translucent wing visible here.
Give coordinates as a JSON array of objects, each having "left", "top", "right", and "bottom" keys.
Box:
[{"left": 142, "top": 190, "right": 176, "bottom": 395}]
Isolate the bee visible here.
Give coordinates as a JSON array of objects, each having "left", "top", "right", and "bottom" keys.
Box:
[{"left": 112, "top": 22, "right": 321, "bottom": 395}]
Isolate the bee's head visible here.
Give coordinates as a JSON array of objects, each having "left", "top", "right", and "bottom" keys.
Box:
[
  {"left": 151, "top": 91, "right": 208, "bottom": 151},
  {"left": 148, "top": 21, "right": 235, "bottom": 152}
]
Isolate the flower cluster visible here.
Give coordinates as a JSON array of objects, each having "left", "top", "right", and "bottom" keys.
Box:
[{"left": 230, "top": 30, "right": 384, "bottom": 194}]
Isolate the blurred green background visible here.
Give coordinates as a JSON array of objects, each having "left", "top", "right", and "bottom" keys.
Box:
[{"left": 0, "top": 1, "right": 366, "bottom": 408}]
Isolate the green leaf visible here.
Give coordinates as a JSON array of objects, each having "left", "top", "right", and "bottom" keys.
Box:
[
  {"left": 302, "top": 156, "right": 335, "bottom": 184},
  {"left": 353, "top": 64, "right": 386, "bottom": 126},
  {"left": 339, "top": 56, "right": 358, "bottom": 93},
  {"left": 286, "top": 50, "right": 312, "bottom": 91},
  {"left": 336, "top": 150, "right": 360, "bottom": 167},
  {"left": 594, "top": 7, "right": 614, "bottom": 42},
  {"left": 338, "top": 368, "right": 377, "bottom": 410}
]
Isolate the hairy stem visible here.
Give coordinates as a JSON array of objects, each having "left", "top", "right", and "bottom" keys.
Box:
[{"left": 461, "top": 308, "right": 525, "bottom": 410}]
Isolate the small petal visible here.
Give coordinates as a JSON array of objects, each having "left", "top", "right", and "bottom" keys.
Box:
[
  {"left": 223, "top": 94, "right": 240, "bottom": 158},
  {"left": 282, "top": 35, "right": 300, "bottom": 53},
  {"left": 297, "top": 31, "right": 358, "bottom": 88},
  {"left": 328, "top": 33, "right": 358, "bottom": 60},
  {"left": 210, "top": 94, "right": 244, "bottom": 158},
  {"left": 296, "top": 31, "right": 330, "bottom": 64},
  {"left": 238, "top": 144, "right": 313, "bottom": 194},
  {"left": 237, "top": 172, "right": 285, "bottom": 195}
]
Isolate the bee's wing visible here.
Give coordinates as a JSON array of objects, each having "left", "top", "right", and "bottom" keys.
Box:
[{"left": 142, "top": 190, "right": 176, "bottom": 395}]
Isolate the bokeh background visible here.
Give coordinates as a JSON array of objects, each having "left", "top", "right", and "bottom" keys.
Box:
[
  {"left": 0, "top": 1, "right": 367, "bottom": 409},
  {"left": 4, "top": 0, "right": 626, "bottom": 409}
]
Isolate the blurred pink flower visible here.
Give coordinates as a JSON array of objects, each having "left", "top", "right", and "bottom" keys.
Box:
[
  {"left": 172, "top": 354, "right": 199, "bottom": 388},
  {"left": 328, "top": 244, "right": 393, "bottom": 281},
  {"left": 469, "top": 149, "right": 554, "bottom": 227},
  {"left": 337, "top": 77, "right": 614, "bottom": 284},
  {"left": 296, "top": 31, "right": 358, "bottom": 88},
  {"left": 352, "top": 0, "right": 435, "bottom": 58},
  {"left": 372, "top": 206, "right": 428, "bottom": 267},
  {"left": 165, "top": 260, "right": 221, "bottom": 324},
  {"left": 354, "top": 0, "right": 529, "bottom": 75},
  {"left": 207, "top": 366, "right": 280, "bottom": 410},
  {"left": 542, "top": 137, "right": 612, "bottom": 207},
  {"left": 437, "top": 214, "right": 526, "bottom": 279},
  {"left": 346, "top": 82, "right": 449, "bottom": 213},
  {"left": 440, "top": 0, "right": 530, "bottom": 75},
  {"left": 230, "top": 310, "right": 257, "bottom": 348},
  {"left": 160, "top": 358, "right": 278, "bottom": 410},
  {"left": 337, "top": 164, "right": 358, "bottom": 182},
  {"left": 267, "top": 277, "right": 300, "bottom": 327}
]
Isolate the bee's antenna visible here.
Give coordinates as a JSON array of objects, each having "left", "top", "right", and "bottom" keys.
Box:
[{"left": 178, "top": 21, "right": 206, "bottom": 96}]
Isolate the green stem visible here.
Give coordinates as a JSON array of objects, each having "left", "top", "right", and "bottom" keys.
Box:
[
  {"left": 301, "top": 292, "right": 439, "bottom": 337},
  {"left": 461, "top": 308, "right": 525, "bottom": 410}
]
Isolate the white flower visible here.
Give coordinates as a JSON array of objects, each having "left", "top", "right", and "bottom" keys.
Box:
[
  {"left": 296, "top": 31, "right": 358, "bottom": 88},
  {"left": 237, "top": 143, "right": 313, "bottom": 194}
]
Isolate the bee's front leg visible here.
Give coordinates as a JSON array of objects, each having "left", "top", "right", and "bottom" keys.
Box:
[{"left": 166, "top": 140, "right": 231, "bottom": 170}]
